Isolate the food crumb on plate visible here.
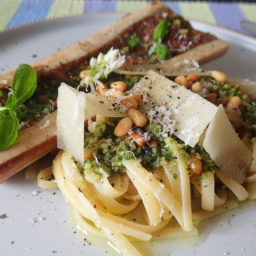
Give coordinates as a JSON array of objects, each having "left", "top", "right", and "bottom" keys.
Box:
[
  {"left": 0, "top": 214, "right": 7, "bottom": 219},
  {"left": 32, "top": 190, "right": 40, "bottom": 196},
  {"left": 38, "top": 216, "right": 46, "bottom": 222},
  {"left": 240, "top": 247, "right": 246, "bottom": 253}
]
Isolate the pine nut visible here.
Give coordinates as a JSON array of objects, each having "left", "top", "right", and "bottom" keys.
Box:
[
  {"left": 120, "top": 97, "right": 139, "bottom": 109},
  {"left": 190, "top": 156, "right": 202, "bottom": 175},
  {"left": 131, "top": 94, "right": 141, "bottom": 103},
  {"left": 110, "top": 81, "right": 128, "bottom": 91},
  {"left": 187, "top": 74, "right": 199, "bottom": 82},
  {"left": 211, "top": 70, "right": 228, "bottom": 83},
  {"left": 84, "top": 148, "right": 93, "bottom": 160},
  {"left": 191, "top": 82, "right": 202, "bottom": 93},
  {"left": 127, "top": 108, "right": 148, "bottom": 127},
  {"left": 114, "top": 117, "right": 133, "bottom": 137},
  {"left": 207, "top": 93, "right": 218, "bottom": 103},
  {"left": 128, "top": 133, "right": 145, "bottom": 146},
  {"left": 79, "top": 70, "right": 91, "bottom": 79},
  {"left": 96, "top": 84, "right": 108, "bottom": 96},
  {"left": 150, "top": 140, "right": 158, "bottom": 147},
  {"left": 175, "top": 76, "right": 188, "bottom": 88},
  {"left": 226, "top": 96, "right": 242, "bottom": 110},
  {"left": 107, "top": 88, "right": 125, "bottom": 98}
]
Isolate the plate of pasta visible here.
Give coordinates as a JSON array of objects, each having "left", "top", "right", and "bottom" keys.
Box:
[{"left": 1, "top": 12, "right": 256, "bottom": 256}]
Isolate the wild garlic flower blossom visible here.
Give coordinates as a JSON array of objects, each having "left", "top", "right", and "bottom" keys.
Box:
[
  {"left": 79, "top": 75, "right": 103, "bottom": 92},
  {"left": 90, "top": 47, "right": 126, "bottom": 79},
  {"left": 79, "top": 48, "right": 125, "bottom": 91}
]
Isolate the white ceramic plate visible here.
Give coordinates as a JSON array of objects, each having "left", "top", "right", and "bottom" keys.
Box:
[{"left": 0, "top": 15, "right": 256, "bottom": 256}]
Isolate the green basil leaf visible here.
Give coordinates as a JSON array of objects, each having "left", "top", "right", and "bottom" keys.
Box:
[
  {"left": 5, "top": 93, "right": 17, "bottom": 108},
  {"left": 7, "top": 64, "right": 37, "bottom": 107},
  {"left": 153, "top": 44, "right": 170, "bottom": 60},
  {"left": 0, "top": 91, "right": 3, "bottom": 97},
  {"left": 0, "top": 107, "right": 19, "bottom": 150},
  {"left": 153, "top": 20, "right": 169, "bottom": 43},
  {"left": 128, "top": 36, "right": 140, "bottom": 48}
]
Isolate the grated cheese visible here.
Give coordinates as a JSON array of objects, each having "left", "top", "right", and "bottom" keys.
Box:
[{"left": 134, "top": 71, "right": 217, "bottom": 147}]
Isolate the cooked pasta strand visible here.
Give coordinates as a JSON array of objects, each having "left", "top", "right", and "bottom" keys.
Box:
[
  {"left": 166, "top": 138, "right": 193, "bottom": 231},
  {"left": 123, "top": 160, "right": 184, "bottom": 229},
  {"left": 216, "top": 171, "right": 248, "bottom": 201},
  {"left": 127, "top": 173, "right": 162, "bottom": 226},
  {"left": 201, "top": 172, "right": 215, "bottom": 211},
  {"left": 37, "top": 167, "right": 57, "bottom": 189}
]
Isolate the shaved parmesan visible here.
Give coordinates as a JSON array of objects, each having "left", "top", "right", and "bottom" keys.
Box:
[
  {"left": 57, "top": 84, "right": 126, "bottom": 162},
  {"left": 136, "top": 71, "right": 217, "bottom": 147},
  {"left": 84, "top": 93, "right": 125, "bottom": 119},
  {"left": 116, "top": 61, "right": 208, "bottom": 77},
  {"left": 203, "top": 105, "right": 252, "bottom": 183},
  {"left": 57, "top": 83, "right": 86, "bottom": 163}
]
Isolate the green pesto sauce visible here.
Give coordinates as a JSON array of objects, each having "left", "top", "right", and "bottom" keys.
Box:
[
  {"left": 83, "top": 118, "right": 177, "bottom": 178},
  {"left": 184, "top": 145, "right": 219, "bottom": 173},
  {"left": 200, "top": 76, "right": 256, "bottom": 138},
  {"left": 15, "top": 78, "right": 59, "bottom": 123},
  {"left": 82, "top": 119, "right": 218, "bottom": 179},
  {"left": 149, "top": 122, "right": 218, "bottom": 174},
  {"left": 5, "top": 69, "right": 139, "bottom": 124}
]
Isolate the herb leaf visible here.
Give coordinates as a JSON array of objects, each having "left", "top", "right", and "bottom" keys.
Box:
[
  {"left": 6, "top": 64, "right": 37, "bottom": 107},
  {"left": 0, "top": 64, "right": 37, "bottom": 150},
  {"left": 128, "top": 36, "right": 140, "bottom": 48},
  {"left": 154, "top": 44, "right": 170, "bottom": 60},
  {"left": 153, "top": 20, "right": 169, "bottom": 43},
  {"left": 0, "top": 107, "right": 19, "bottom": 150}
]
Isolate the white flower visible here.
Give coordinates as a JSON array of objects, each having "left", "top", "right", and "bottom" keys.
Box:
[
  {"left": 79, "top": 48, "right": 125, "bottom": 91},
  {"left": 89, "top": 48, "right": 125, "bottom": 80},
  {"left": 79, "top": 75, "right": 103, "bottom": 91}
]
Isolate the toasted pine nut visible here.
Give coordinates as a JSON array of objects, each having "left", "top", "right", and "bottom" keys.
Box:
[
  {"left": 150, "top": 139, "right": 158, "bottom": 147},
  {"left": 191, "top": 82, "right": 202, "bottom": 93},
  {"left": 114, "top": 117, "right": 133, "bottom": 137},
  {"left": 84, "top": 148, "right": 93, "bottom": 160},
  {"left": 107, "top": 88, "right": 125, "bottom": 98},
  {"left": 127, "top": 108, "right": 148, "bottom": 127},
  {"left": 131, "top": 94, "right": 141, "bottom": 103},
  {"left": 96, "top": 84, "right": 108, "bottom": 96},
  {"left": 80, "top": 70, "right": 91, "bottom": 79},
  {"left": 175, "top": 76, "right": 188, "bottom": 88},
  {"left": 110, "top": 81, "right": 128, "bottom": 91},
  {"left": 226, "top": 96, "right": 242, "bottom": 110},
  {"left": 211, "top": 70, "right": 228, "bottom": 83},
  {"left": 51, "top": 101, "right": 57, "bottom": 109},
  {"left": 128, "top": 133, "right": 145, "bottom": 146},
  {"left": 187, "top": 74, "right": 199, "bottom": 82},
  {"left": 121, "top": 97, "right": 139, "bottom": 109},
  {"left": 190, "top": 156, "right": 202, "bottom": 175},
  {"left": 207, "top": 93, "right": 218, "bottom": 103}
]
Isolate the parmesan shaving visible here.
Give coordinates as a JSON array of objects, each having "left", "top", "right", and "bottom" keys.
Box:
[
  {"left": 57, "top": 84, "right": 126, "bottom": 162},
  {"left": 203, "top": 105, "right": 252, "bottom": 183},
  {"left": 57, "top": 83, "right": 86, "bottom": 163},
  {"left": 135, "top": 71, "right": 217, "bottom": 147}
]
